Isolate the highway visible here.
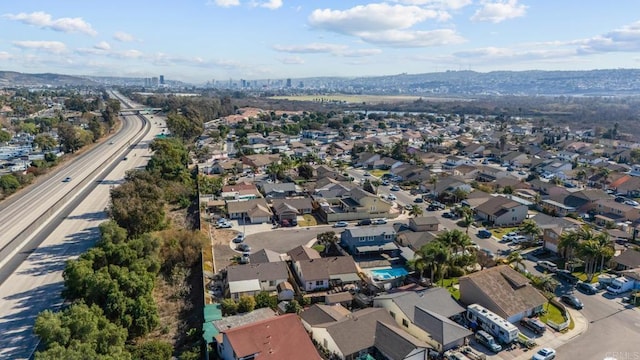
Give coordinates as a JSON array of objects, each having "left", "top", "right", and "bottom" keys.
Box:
[{"left": 0, "top": 92, "right": 164, "bottom": 359}]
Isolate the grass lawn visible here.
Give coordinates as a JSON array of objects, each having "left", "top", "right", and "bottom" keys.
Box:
[
  {"left": 539, "top": 302, "right": 565, "bottom": 325},
  {"left": 440, "top": 278, "right": 460, "bottom": 300},
  {"left": 312, "top": 244, "right": 325, "bottom": 253},
  {"left": 369, "top": 169, "right": 389, "bottom": 178},
  {"left": 298, "top": 214, "right": 318, "bottom": 227},
  {"left": 574, "top": 271, "right": 604, "bottom": 283},
  {"left": 491, "top": 226, "right": 520, "bottom": 238}
]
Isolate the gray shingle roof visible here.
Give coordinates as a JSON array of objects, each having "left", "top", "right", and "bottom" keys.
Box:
[
  {"left": 300, "top": 304, "right": 349, "bottom": 327},
  {"left": 414, "top": 307, "right": 472, "bottom": 347},
  {"left": 227, "top": 262, "right": 289, "bottom": 282},
  {"left": 344, "top": 225, "right": 396, "bottom": 238},
  {"left": 375, "top": 287, "right": 465, "bottom": 322},
  {"left": 374, "top": 321, "right": 431, "bottom": 360}
]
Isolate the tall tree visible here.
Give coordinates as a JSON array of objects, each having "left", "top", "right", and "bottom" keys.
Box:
[{"left": 408, "top": 204, "right": 423, "bottom": 217}]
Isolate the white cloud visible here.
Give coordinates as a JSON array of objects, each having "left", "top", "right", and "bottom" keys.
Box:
[
  {"left": 279, "top": 56, "right": 305, "bottom": 64},
  {"left": 309, "top": 3, "right": 442, "bottom": 34},
  {"left": 0, "top": 51, "right": 13, "bottom": 60},
  {"left": 394, "top": 0, "right": 472, "bottom": 10},
  {"left": 4, "top": 11, "right": 96, "bottom": 36},
  {"left": 339, "top": 48, "right": 383, "bottom": 57},
  {"left": 358, "top": 29, "right": 465, "bottom": 48},
  {"left": 209, "top": 0, "right": 240, "bottom": 7},
  {"left": 119, "top": 49, "right": 144, "bottom": 59},
  {"left": 13, "top": 40, "right": 67, "bottom": 54},
  {"left": 113, "top": 31, "right": 136, "bottom": 42},
  {"left": 251, "top": 0, "right": 283, "bottom": 10},
  {"left": 579, "top": 21, "right": 640, "bottom": 53},
  {"left": 273, "top": 43, "right": 347, "bottom": 54},
  {"left": 471, "top": 0, "right": 527, "bottom": 23},
  {"left": 94, "top": 41, "right": 111, "bottom": 50}
]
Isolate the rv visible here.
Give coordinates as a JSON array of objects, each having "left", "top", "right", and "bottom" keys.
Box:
[
  {"left": 466, "top": 304, "right": 519, "bottom": 345},
  {"left": 607, "top": 277, "right": 635, "bottom": 295}
]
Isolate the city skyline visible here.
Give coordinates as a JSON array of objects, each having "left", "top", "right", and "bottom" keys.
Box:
[{"left": 2, "top": 1, "right": 640, "bottom": 83}]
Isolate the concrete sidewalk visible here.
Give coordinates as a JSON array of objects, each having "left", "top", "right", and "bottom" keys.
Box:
[{"left": 511, "top": 308, "right": 589, "bottom": 360}]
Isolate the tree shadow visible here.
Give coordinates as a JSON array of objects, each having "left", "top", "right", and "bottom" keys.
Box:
[
  {"left": 96, "top": 179, "right": 125, "bottom": 186},
  {"left": 16, "top": 228, "right": 100, "bottom": 277},
  {"left": 0, "top": 281, "right": 65, "bottom": 359},
  {"left": 65, "top": 211, "right": 108, "bottom": 222}
]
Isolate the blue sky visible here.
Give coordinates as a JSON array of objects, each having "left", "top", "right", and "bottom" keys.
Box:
[{"left": 2, "top": 1, "right": 640, "bottom": 83}]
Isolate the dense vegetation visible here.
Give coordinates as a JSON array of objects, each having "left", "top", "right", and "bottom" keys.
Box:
[{"left": 34, "top": 127, "right": 205, "bottom": 359}]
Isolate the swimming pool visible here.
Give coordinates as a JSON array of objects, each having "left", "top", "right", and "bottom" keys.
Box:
[{"left": 370, "top": 266, "right": 409, "bottom": 281}]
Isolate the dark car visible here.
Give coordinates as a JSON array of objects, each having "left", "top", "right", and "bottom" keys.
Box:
[
  {"left": 477, "top": 229, "right": 492, "bottom": 239},
  {"left": 357, "top": 218, "right": 372, "bottom": 226},
  {"left": 520, "top": 318, "right": 547, "bottom": 334},
  {"left": 576, "top": 281, "right": 598, "bottom": 295},
  {"left": 413, "top": 197, "right": 424, "bottom": 203},
  {"left": 555, "top": 269, "right": 579, "bottom": 284},
  {"left": 442, "top": 212, "right": 454, "bottom": 218},
  {"left": 561, "top": 294, "right": 584, "bottom": 309},
  {"left": 237, "top": 243, "right": 251, "bottom": 252}
]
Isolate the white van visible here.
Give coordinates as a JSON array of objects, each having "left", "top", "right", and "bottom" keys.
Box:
[{"left": 537, "top": 260, "right": 558, "bottom": 273}]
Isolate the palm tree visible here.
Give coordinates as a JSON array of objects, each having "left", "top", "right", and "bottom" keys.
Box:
[
  {"left": 558, "top": 228, "right": 581, "bottom": 269},
  {"left": 461, "top": 210, "right": 475, "bottom": 235},
  {"left": 598, "top": 167, "right": 611, "bottom": 189},
  {"left": 519, "top": 219, "right": 541, "bottom": 242},
  {"left": 575, "top": 168, "right": 587, "bottom": 182},
  {"left": 412, "top": 242, "right": 438, "bottom": 284},
  {"left": 577, "top": 239, "right": 600, "bottom": 282},
  {"left": 507, "top": 251, "right": 526, "bottom": 272},
  {"left": 429, "top": 175, "right": 438, "bottom": 195},
  {"left": 595, "top": 232, "right": 614, "bottom": 275},
  {"left": 408, "top": 205, "right": 423, "bottom": 218}
]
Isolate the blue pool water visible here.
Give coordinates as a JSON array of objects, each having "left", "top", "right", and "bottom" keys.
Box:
[{"left": 370, "top": 267, "right": 409, "bottom": 280}]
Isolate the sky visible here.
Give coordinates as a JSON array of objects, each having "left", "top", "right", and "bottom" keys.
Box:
[{"left": 2, "top": 1, "right": 640, "bottom": 84}]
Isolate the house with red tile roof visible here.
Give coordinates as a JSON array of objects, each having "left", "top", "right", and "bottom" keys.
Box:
[{"left": 218, "top": 314, "right": 320, "bottom": 360}]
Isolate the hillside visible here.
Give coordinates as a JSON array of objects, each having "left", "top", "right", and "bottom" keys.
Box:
[{"left": 0, "top": 71, "right": 98, "bottom": 87}]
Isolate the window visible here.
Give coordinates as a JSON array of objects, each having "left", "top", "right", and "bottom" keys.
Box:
[
  {"left": 390, "top": 311, "right": 396, "bottom": 319},
  {"left": 316, "top": 280, "right": 324, "bottom": 286},
  {"left": 402, "top": 319, "right": 409, "bottom": 327},
  {"left": 269, "top": 280, "right": 276, "bottom": 287}
]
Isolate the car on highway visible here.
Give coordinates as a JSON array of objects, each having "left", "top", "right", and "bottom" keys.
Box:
[
  {"left": 560, "top": 294, "right": 584, "bottom": 310},
  {"left": 109, "top": 141, "right": 114, "bottom": 145},
  {"left": 123, "top": 156, "right": 128, "bottom": 161},
  {"left": 237, "top": 243, "right": 251, "bottom": 252},
  {"left": 333, "top": 221, "right": 349, "bottom": 228},
  {"left": 477, "top": 229, "right": 492, "bottom": 238},
  {"left": 62, "top": 176, "right": 72, "bottom": 182},
  {"left": 232, "top": 233, "right": 245, "bottom": 243},
  {"left": 390, "top": 185, "right": 400, "bottom": 191},
  {"left": 532, "top": 347, "right": 556, "bottom": 360},
  {"left": 576, "top": 281, "right": 599, "bottom": 295}
]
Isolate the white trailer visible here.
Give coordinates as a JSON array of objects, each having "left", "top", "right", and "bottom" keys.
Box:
[{"left": 466, "top": 304, "right": 519, "bottom": 345}]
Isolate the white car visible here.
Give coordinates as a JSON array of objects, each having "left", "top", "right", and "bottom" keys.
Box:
[
  {"left": 333, "top": 221, "right": 349, "bottom": 228},
  {"left": 387, "top": 194, "right": 397, "bottom": 201},
  {"left": 371, "top": 218, "right": 387, "bottom": 225},
  {"left": 510, "top": 235, "right": 528, "bottom": 244},
  {"left": 532, "top": 347, "right": 556, "bottom": 360},
  {"left": 216, "top": 221, "right": 232, "bottom": 229}
]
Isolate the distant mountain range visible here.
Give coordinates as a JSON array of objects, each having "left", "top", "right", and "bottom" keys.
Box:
[
  {"left": 4, "top": 69, "right": 640, "bottom": 96},
  {"left": 0, "top": 71, "right": 97, "bottom": 87}
]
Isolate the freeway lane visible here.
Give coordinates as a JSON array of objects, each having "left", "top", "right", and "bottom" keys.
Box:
[{"left": 0, "top": 113, "right": 164, "bottom": 359}]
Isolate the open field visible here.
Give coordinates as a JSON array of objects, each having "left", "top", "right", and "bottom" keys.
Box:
[{"left": 269, "top": 94, "right": 424, "bottom": 104}]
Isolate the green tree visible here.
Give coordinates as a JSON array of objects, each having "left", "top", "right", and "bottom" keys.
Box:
[
  {"left": 317, "top": 231, "right": 338, "bottom": 245},
  {"left": 519, "top": 219, "right": 541, "bottom": 242},
  {"left": 34, "top": 134, "right": 58, "bottom": 151},
  {"left": 0, "top": 129, "right": 11, "bottom": 143},
  {"left": 558, "top": 228, "right": 582, "bottom": 269},
  {"left": 34, "top": 303, "right": 130, "bottom": 360},
  {"left": 286, "top": 299, "right": 302, "bottom": 314},
  {"left": 109, "top": 173, "right": 166, "bottom": 238},
  {"left": 220, "top": 298, "right": 238, "bottom": 316},
  {"left": 460, "top": 209, "right": 474, "bottom": 235},
  {"left": 254, "top": 291, "right": 277, "bottom": 310},
  {"left": 506, "top": 251, "right": 526, "bottom": 272},
  {"left": 0, "top": 174, "right": 20, "bottom": 195},
  {"left": 297, "top": 164, "right": 315, "bottom": 180},
  {"left": 131, "top": 341, "right": 173, "bottom": 360},
  {"left": 408, "top": 205, "right": 423, "bottom": 217},
  {"left": 198, "top": 174, "right": 224, "bottom": 195},
  {"left": 238, "top": 295, "right": 257, "bottom": 313}
]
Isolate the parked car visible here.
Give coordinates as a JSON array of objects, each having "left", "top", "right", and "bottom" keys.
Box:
[
  {"left": 232, "top": 233, "right": 245, "bottom": 243},
  {"left": 363, "top": 171, "right": 370, "bottom": 176},
  {"left": 387, "top": 194, "right": 397, "bottom": 201},
  {"left": 532, "top": 348, "right": 556, "bottom": 360},
  {"left": 404, "top": 204, "right": 413, "bottom": 211},
  {"left": 510, "top": 235, "right": 528, "bottom": 244},
  {"left": 237, "top": 243, "right": 251, "bottom": 252},
  {"left": 475, "top": 330, "right": 501, "bottom": 353},
  {"left": 520, "top": 318, "right": 547, "bottom": 334},
  {"left": 381, "top": 180, "right": 390, "bottom": 186},
  {"left": 414, "top": 197, "right": 424, "bottom": 203},
  {"left": 371, "top": 218, "right": 388, "bottom": 225},
  {"left": 480, "top": 248, "right": 495, "bottom": 259},
  {"left": 477, "top": 229, "right": 492, "bottom": 238},
  {"left": 442, "top": 212, "right": 455, "bottom": 218},
  {"left": 216, "top": 221, "right": 232, "bottom": 229},
  {"left": 501, "top": 231, "right": 519, "bottom": 242},
  {"left": 536, "top": 260, "right": 558, "bottom": 273},
  {"left": 625, "top": 199, "right": 640, "bottom": 206},
  {"left": 390, "top": 185, "right": 400, "bottom": 191},
  {"left": 560, "top": 294, "right": 584, "bottom": 310},
  {"left": 333, "top": 221, "right": 349, "bottom": 228},
  {"left": 356, "top": 218, "right": 372, "bottom": 226},
  {"left": 576, "top": 281, "right": 598, "bottom": 295},
  {"left": 555, "top": 269, "right": 579, "bottom": 284}
]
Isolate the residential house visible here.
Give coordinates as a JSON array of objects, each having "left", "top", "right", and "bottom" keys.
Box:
[
  {"left": 432, "top": 176, "right": 472, "bottom": 198},
  {"left": 209, "top": 160, "right": 242, "bottom": 175},
  {"left": 474, "top": 196, "right": 528, "bottom": 226},
  {"left": 271, "top": 198, "right": 313, "bottom": 222},
  {"left": 321, "top": 187, "right": 392, "bottom": 222},
  {"left": 593, "top": 199, "right": 640, "bottom": 227},
  {"left": 476, "top": 166, "right": 509, "bottom": 182},
  {"left": 226, "top": 198, "right": 273, "bottom": 224},
  {"left": 501, "top": 152, "right": 529, "bottom": 167},
  {"left": 396, "top": 231, "right": 437, "bottom": 251},
  {"left": 287, "top": 245, "right": 321, "bottom": 262},
  {"left": 409, "top": 217, "right": 440, "bottom": 232},
  {"left": 293, "top": 256, "right": 360, "bottom": 292},
  {"left": 241, "top": 154, "right": 279, "bottom": 172},
  {"left": 356, "top": 152, "right": 381, "bottom": 168},
  {"left": 443, "top": 156, "right": 467, "bottom": 169},
  {"left": 459, "top": 265, "right": 547, "bottom": 323},
  {"left": 218, "top": 313, "right": 320, "bottom": 360},
  {"left": 612, "top": 175, "right": 640, "bottom": 198},
  {"left": 461, "top": 143, "right": 485, "bottom": 157},
  {"left": 451, "top": 164, "right": 479, "bottom": 180},
  {"left": 221, "top": 182, "right": 261, "bottom": 201},
  {"left": 540, "top": 199, "right": 577, "bottom": 217},
  {"left": 225, "top": 262, "right": 289, "bottom": 300},
  {"left": 312, "top": 179, "right": 355, "bottom": 200},
  {"left": 612, "top": 248, "right": 640, "bottom": 271},
  {"left": 374, "top": 288, "right": 471, "bottom": 352},
  {"left": 340, "top": 226, "right": 398, "bottom": 257},
  {"left": 538, "top": 160, "right": 573, "bottom": 180},
  {"left": 300, "top": 303, "right": 352, "bottom": 332},
  {"left": 374, "top": 321, "right": 431, "bottom": 360},
  {"left": 308, "top": 307, "right": 396, "bottom": 360},
  {"left": 529, "top": 213, "right": 581, "bottom": 253},
  {"left": 262, "top": 182, "right": 297, "bottom": 198},
  {"left": 249, "top": 248, "right": 282, "bottom": 264}
]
